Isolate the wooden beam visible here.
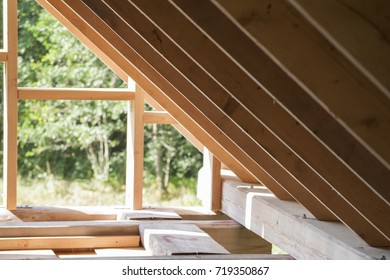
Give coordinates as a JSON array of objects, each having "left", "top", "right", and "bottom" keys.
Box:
[
  {"left": 143, "top": 111, "right": 177, "bottom": 124},
  {"left": 3, "top": 0, "right": 18, "bottom": 210},
  {"left": 17, "top": 87, "right": 135, "bottom": 100},
  {"left": 125, "top": 0, "right": 389, "bottom": 244},
  {"left": 222, "top": 180, "right": 390, "bottom": 260},
  {"left": 0, "top": 220, "right": 243, "bottom": 238},
  {"left": 0, "top": 236, "right": 140, "bottom": 251},
  {"left": 49, "top": 0, "right": 263, "bottom": 187},
  {"left": 0, "top": 51, "right": 8, "bottom": 62},
  {"left": 126, "top": 84, "right": 144, "bottom": 210},
  {"left": 197, "top": 148, "right": 222, "bottom": 211},
  {"left": 210, "top": 0, "right": 390, "bottom": 199},
  {"left": 140, "top": 223, "right": 229, "bottom": 255}
]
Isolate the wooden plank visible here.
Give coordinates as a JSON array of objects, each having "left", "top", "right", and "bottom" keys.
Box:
[
  {"left": 0, "top": 236, "right": 140, "bottom": 251},
  {"left": 126, "top": 0, "right": 389, "bottom": 244},
  {"left": 0, "top": 220, "right": 241, "bottom": 238},
  {"left": 0, "top": 51, "right": 8, "bottom": 62},
  {"left": 3, "top": 0, "right": 18, "bottom": 210},
  {"left": 125, "top": 84, "right": 144, "bottom": 210},
  {"left": 140, "top": 223, "right": 229, "bottom": 255},
  {"left": 143, "top": 111, "right": 177, "bottom": 124},
  {"left": 50, "top": 0, "right": 263, "bottom": 187},
  {"left": 211, "top": 0, "right": 390, "bottom": 198},
  {"left": 197, "top": 148, "right": 222, "bottom": 211},
  {"left": 17, "top": 87, "right": 135, "bottom": 100},
  {"left": 0, "top": 221, "right": 140, "bottom": 237},
  {"left": 222, "top": 180, "right": 390, "bottom": 260}
]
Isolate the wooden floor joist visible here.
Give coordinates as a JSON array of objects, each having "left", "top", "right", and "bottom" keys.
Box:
[
  {"left": 221, "top": 179, "right": 390, "bottom": 260},
  {"left": 0, "top": 236, "right": 140, "bottom": 251}
]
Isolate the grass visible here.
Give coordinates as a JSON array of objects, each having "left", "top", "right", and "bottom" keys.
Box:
[{"left": 0, "top": 177, "right": 201, "bottom": 207}]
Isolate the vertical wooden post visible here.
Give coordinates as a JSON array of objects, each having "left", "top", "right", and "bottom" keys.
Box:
[
  {"left": 3, "top": 0, "right": 18, "bottom": 210},
  {"left": 126, "top": 79, "right": 144, "bottom": 209},
  {"left": 197, "top": 148, "right": 222, "bottom": 211}
]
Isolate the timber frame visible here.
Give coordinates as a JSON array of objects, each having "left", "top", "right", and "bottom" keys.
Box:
[{"left": 0, "top": 0, "right": 389, "bottom": 259}]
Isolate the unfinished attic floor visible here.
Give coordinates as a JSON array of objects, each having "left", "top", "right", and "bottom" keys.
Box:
[{"left": 0, "top": 206, "right": 292, "bottom": 260}]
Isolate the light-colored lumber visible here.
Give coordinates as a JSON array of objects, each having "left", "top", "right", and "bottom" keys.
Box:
[
  {"left": 197, "top": 148, "right": 222, "bottom": 211},
  {"left": 17, "top": 87, "right": 135, "bottom": 100},
  {"left": 0, "top": 235, "right": 140, "bottom": 251},
  {"left": 143, "top": 111, "right": 177, "bottom": 124},
  {"left": 140, "top": 223, "right": 230, "bottom": 255},
  {"left": 0, "top": 50, "right": 8, "bottom": 62},
  {"left": 126, "top": 84, "right": 144, "bottom": 210},
  {"left": 0, "top": 221, "right": 140, "bottom": 237},
  {"left": 3, "top": 0, "right": 18, "bottom": 210},
  {"left": 127, "top": 0, "right": 389, "bottom": 244},
  {"left": 0, "top": 219, "right": 241, "bottom": 238},
  {"left": 222, "top": 180, "right": 390, "bottom": 260},
  {"left": 50, "top": 0, "right": 262, "bottom": 186},
  {"left": 212, "top": 0, "right": 390, "bottom": 198}
]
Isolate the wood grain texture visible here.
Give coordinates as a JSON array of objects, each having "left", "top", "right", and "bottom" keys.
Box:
[
  {"left": 222, "top": 180, "right": 390, "bottom": 259},
  {"left": 140, "top": 223, "right": 229, "bottom": 255},
  {"left": 0, "top": 236, "right": 140, "bottom": 251}
]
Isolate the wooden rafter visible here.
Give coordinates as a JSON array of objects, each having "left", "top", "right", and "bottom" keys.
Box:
[{"left": 211, "top": 0, "right": 390, "bottom": 199}]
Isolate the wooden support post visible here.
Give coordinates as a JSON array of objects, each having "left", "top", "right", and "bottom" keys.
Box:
[
  {"left": 126, "top": 81, "right": 144, "bottom": 209},
  {"left": 3, "top": 0, "right": 18, "bottom": 210},
  {"left": 197, "top": 148, "right": 222, "bottom": 211}
]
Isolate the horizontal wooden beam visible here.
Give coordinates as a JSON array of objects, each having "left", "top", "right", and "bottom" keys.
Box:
[
  {"left": 143, "top": 111, "right": 177, "bottom": 124},
  {"left": 0, "top": 220, "right": 242, "bottom": 237},
  {"left": 221, "top": 180, "right": 390, "bottom": 260},
  {"left": 0, "top": 235, "right": 140, "bottom": 251},
  {"left": 17, "top": 87, "right": 135, "bottom": 100},
  {"left": 0, "top": 51, "right": 8, "bottom": 62}
]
